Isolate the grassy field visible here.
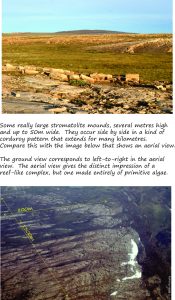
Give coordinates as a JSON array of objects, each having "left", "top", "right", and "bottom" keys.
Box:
[{"left": 2, "top": 33, "right": 172, "bottom": 82}]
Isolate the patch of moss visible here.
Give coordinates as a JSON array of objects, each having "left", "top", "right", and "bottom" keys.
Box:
[{"left": 69, "top": 79, "right": 89, "bottom": 87}]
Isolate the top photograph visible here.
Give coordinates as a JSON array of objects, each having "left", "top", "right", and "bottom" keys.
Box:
[{"left": 2, "top": 0, "right": 172, "bottom": 114}]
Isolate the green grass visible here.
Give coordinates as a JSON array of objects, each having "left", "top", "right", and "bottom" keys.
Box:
[
  {"left": 2, "top": 40, "right": 172, "bottom": 82},
  {"left": 139, "top": 201, "right": 170, "bottom": 236}
]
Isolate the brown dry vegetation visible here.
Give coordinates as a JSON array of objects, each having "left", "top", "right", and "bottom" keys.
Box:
[
  {"left": 2, "top": 33, "right": 172, "bottom": 46},
  {"left": 2, "top": 33, "right": 172, "bottom": 82}
]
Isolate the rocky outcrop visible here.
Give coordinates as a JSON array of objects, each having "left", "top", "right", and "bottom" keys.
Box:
[
  {"left": 80, "top": 74, "right": 95, "bottom": 84},
  {"left": 69, "top": 74, "right": 80, "bottom": 80},
  {"left": 50, "top": 72, "right": 68, "bottom": 81},
  {"left": 125, "top": 74, "right": 140, "bottom": 82},
  {"left": 90, "top": 73, "right": 113, "bottom": 81},
  {"left": 1, "top": 187, "right": 171, "bottom": 300},
  {"left": 1, "top": 226, "right": 149, "bottom": 300},
  {"left": 2, "top": 63, "right": 17, "bottom": 71},
  {"left": 2, "top": 63, "right": 172, "bottom": 114},
  {"left": 48, "top": 107, "right": 67, "bottom": 113},
  {"left": 23, "top": 69, "right": 39, "bottom": 75},
  {"left": 11, "top": 91, "right": 20, "bottom": 98},
  {"left": 124, "top": 38, "right": 172, "bottom": 54},
  {"left": 2, "top": 63, "right": 143, "bottom": 85},
  {"left": 2, "top": 72, "right": 172, "bottom": 114},
  {"left": 88, "top": 37, "right": 172, "bottom": 54},
  {"left": 2, "top": 64, "right": 115, "bottom": 83}
]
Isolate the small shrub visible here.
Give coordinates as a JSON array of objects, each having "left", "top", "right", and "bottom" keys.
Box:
[{"left": 69, "top": 79, "right": 89, "bottom": 87}]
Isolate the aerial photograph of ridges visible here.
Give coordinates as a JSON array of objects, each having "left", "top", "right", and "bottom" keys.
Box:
[{"left": 0, "top": 187, "right": 171, "bottom": 299}]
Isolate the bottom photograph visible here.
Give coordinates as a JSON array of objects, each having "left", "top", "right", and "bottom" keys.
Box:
[{"left": 1, "top": 187, "right": 171, "bottom": 300}]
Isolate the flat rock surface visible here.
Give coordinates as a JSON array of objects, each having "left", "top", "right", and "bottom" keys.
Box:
[{"left": 2, "top": 74, "right": 172, "bottom": 114}]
